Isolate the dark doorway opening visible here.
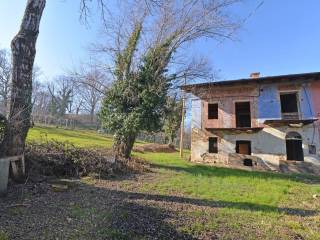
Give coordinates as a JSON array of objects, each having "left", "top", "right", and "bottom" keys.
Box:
[
  {"left": 235, "top": 102, "right": 251, "bottom": 128},
  {"left": 236, "top": 140, "right": 251, "bottom": 155},
  {"left": 285, "top": 132, "right": 303, "bottom": 161}
]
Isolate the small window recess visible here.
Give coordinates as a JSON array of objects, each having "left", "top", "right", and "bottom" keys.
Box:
[
  {"left": 208, "top": 137, "right": 218, "bottom": 153},
  {"left": 243, "top": 159, "right": 253, "bottom": 166},
  {"left": 309, "top": 145, "right": 316, "bottom": 155},
  {"left": 208, "top": 103, "right": 218, "bottom": 119}
]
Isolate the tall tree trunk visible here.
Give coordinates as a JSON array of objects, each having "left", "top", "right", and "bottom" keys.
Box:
[
  {"left": 0, "top": 0, "right": 46, "bottom": 161},
  {"left": 90, "top": 107, "right": 95, "bottom": 123},
  {"left": 114, "top": 134, "right": 137, "bottom": 160}
]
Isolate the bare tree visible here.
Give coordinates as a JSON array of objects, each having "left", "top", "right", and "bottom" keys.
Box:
[
  {"left": 31, "top": 65, "right": 43, "bottom": 107},
  {"left": 150, "top": 0, "right": 239, "bottom": 85},
  {"left": 0, "top": 49, "right": 12, "bottom": 115},
  {"left": 71, "top": 63, "right": 108, "bottom": 122},
  {"left": 48, "top": 76, "right": 74, "bottom": 118},
  {"left": 95, "top": 0, "right": 239, "bottom": 84},
  {"left": 32, "top": 81, "right": 51, "bottom": 117}
]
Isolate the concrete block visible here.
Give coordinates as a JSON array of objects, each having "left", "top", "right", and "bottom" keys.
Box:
[{"left": 0, "top": 158, "right": 10, "bottom": 196}]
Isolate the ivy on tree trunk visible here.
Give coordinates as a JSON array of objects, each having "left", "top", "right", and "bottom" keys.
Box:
[{"left": 114, "top": 134, "right": 137, "bottom": 159}]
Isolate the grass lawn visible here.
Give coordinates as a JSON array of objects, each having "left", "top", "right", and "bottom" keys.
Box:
[
  {"left": 135, "top": 152, "right": 320, "bottom": 239},
  {"left": 23, "top": 126, "right": 320, "bottom": 239},
  {"left": 27, "top": 125, "right": 114, "bottom": 148}
]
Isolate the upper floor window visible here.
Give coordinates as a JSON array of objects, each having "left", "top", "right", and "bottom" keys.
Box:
[
  {"left": 235, "top": 102, "right": 251, "bottom": 128},
  {"left": 280, "top": 93, "right": 298, "bottom": 113},
  {"left": 208, "top": 103, "right": 218, "bottom": 119},
  {"left": 280, "top": 92, "right": 299, "bottom": 119}
]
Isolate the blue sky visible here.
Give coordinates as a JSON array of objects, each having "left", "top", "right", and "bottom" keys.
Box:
[{"left": 0, "top": 0, "right": 319, "bottom": 82}]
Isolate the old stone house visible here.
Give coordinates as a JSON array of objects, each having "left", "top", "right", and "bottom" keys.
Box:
[{"left": 182, "top": 72, "right": 320, "bottom": 174}]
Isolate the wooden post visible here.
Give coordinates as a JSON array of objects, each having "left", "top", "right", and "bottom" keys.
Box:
[{"left": 179, "top": 75, "right": 186, "bottom": 158}]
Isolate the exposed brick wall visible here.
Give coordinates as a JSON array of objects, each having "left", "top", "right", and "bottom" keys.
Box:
[{"left": 199, "top": 84, "right": 259, "bottom": 129}]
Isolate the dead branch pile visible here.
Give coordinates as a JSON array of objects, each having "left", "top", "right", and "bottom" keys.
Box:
[
  {"left": 133, "top": 143, "right": 177, "bottom": 153},
  {"left": 25, "top": 141, "right": 145, "bottom": 179}
]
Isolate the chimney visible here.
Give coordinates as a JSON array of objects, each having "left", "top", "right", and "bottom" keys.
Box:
[{"left": 250, "top": 72, "right": 260, "bottom": 78}]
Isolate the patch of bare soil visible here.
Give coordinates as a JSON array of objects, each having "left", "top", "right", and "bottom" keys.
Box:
[{"left": 133, "top": 143, "right": 177, "bottom": 153}]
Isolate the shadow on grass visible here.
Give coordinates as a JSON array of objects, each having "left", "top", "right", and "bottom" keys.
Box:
[
  {"left": 150, "top": 162, "right": 320, "bottom": 184},
  {"left": 0, "top": 182, "right": 195, "bottom": 240},
  {"left": 1, "top": 178, "right": 318, "bottom": 240},
  {"left": 109, "top": 200, "right": 195, "bottom": 239},
  {"left": 107, "top": 188, "right": 318, "bottom": 217}
]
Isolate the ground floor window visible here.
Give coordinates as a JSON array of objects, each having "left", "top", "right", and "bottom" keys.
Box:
[
  {"left": 208, "top": 137, "right": 218, "bottom": 153},
  {"left": 243, "top": 159, "right": 253, "bottom": 166},
  {"left": 236, "top": 140, "right": 251, "bottom": 155},
  {"left": 285, "top": 132, "right": 303, "bottom": 161}
]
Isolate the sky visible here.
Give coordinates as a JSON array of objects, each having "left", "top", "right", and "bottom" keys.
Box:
[{"left": 0, "top": 0, "right": 319, "bottom": 83}]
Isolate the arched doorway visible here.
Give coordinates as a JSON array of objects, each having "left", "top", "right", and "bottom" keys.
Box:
[{"left": 285, "top": 132, "right": 303, "bottom": 161}]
